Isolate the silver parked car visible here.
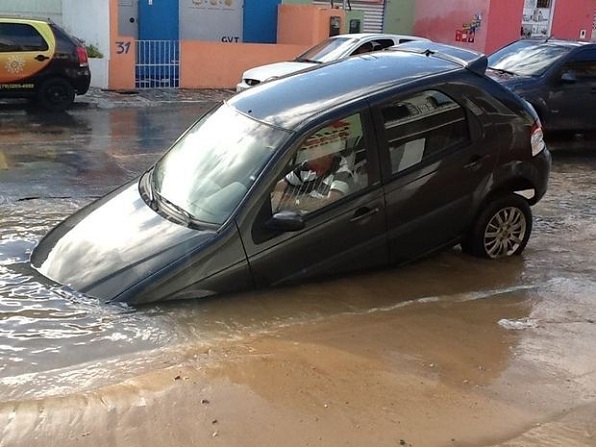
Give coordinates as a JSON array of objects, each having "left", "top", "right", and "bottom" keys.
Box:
[{"left": 236, "top": 33, "right": 430, "bottom": 92}]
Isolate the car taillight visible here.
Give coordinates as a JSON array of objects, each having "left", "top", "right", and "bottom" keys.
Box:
[
  {"left": 530, "top": 121, "right": 545, "bottom": 156},
  {"left": 76, "top": 46, "right": 89, "bottom": 67}
]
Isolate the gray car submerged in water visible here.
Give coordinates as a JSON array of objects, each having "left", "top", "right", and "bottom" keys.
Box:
[{"left": 31, "top": 41, "right": 551, "bottom": 305}]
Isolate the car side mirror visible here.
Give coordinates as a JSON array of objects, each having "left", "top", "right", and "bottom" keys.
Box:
[
  {"left": 561, "top": 72, "right": 576, "bottom": 83},
  {"left": 265, "top": 210, "right": 305, "bottom": 232}
]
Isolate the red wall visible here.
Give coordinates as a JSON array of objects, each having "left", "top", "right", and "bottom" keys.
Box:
[
  {"left": 412, "top": 0, "right": 596, "bottom": 55},
  {"left": 484, "top": 0, "right": 525, "bottom": 53},
  {"left": 413, "top": 0, "right": 490, "bottom": 53},
  {"left": 551, "top": 0, "right": 596, "bottom": 41}
]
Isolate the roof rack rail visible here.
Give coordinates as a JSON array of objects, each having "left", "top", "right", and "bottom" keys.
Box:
[
  {"left": 390, "top": 40, "right": 488, "bottom": 76},
  {"left": 0, "top": 14, "right": 55, "bottom": 23}
]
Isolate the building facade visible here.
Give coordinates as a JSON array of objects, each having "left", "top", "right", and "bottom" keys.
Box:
[{"left": 2, "top": 0, "right": 595, "bottom": 90}]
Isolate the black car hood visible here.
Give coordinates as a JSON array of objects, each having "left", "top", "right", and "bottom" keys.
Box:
[{"left": 31, "top": 182, "right": 218, "bottom": 302}]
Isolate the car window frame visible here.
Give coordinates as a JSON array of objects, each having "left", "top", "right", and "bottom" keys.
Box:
[
  {"left": 0, "top": 22, "right": 49, "bottom": 53},
  {"left": 272, "top": 108, "right": 380, "bottom": 219},
  {"left": 561, "top": 48, "right": 596, "bottom": 81},
  {"left": 250, "top": 104, "right": 381, "bottom": 244},
  {"left": 370, "top": 85, "right": 474, "bottom": 182}
]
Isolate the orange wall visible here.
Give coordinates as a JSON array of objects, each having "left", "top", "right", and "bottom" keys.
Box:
[
  {"left": 108, "top": 0, "right": 135, "bottom": 90},
  {"left": 106, "top": 1, "right": 342, "bottom": 90},
  {"left": 180, "top": 41, "right": 308, "bottom": 89},
  {"left": 278, "top": 4, "right": 346, "bottom": 46},
  {"left": 551, "top": 0, "right": 596, "bottom": 41}
]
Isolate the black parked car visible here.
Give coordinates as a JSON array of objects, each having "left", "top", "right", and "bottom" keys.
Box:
[
  {"left": 0, "top": 17, "right": 91, "bottom": 111},
  {"left": 31, "top": 41, "right": 551, "bottom": 305},
  {"left": 487, "top": 38, "right": 596, "bottom": 136}
]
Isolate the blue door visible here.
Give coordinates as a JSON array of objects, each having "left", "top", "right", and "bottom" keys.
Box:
[{"left": 137, "top": 0, "right": 180, "bottom": 87}]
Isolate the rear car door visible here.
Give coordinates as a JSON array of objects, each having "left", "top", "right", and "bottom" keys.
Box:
[
  {"left": 242, "top": 109, "right": 389, "bottom": 287},
  {"left": 0, "top": 20, "right": 54, "bottom": 90},
  {"left": 547, "top": 48, "right": 596, "bottom": 132},
  {"left": 372, "top": 83, "right": 498, "bottom": 264}
]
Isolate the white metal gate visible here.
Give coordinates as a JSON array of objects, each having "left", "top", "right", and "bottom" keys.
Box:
[
  {"left": 313, "top": 1, "right": 385, "bottom": 34},
  {"left": 135, "top": 40, "right": 180, "bottom": 89}
]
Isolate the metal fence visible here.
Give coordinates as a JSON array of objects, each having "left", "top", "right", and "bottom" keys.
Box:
[{"left": 135, "top": 40, "right": 180, "bottom": 89}]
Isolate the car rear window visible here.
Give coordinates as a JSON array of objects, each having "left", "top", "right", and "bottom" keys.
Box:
[
  {"left": 50, "top": 23, "right": 79, "bottom": 51},
  {"left": 0, "top": 23, "right": 48, "bottom": 52}
]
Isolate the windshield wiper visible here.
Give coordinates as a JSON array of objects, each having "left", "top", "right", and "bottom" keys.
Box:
[
  {"left": 488, "top": 67, "right": 518, "bottom": 76},
  {"left": 294, "top": 57, "right": 322, "bottom": 64},
  {"left": 151, "top": 188, "right": 196, "bottom": 227}
]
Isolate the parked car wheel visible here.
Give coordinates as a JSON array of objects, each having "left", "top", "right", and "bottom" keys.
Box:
[
  {"left": 38, "top": 78, "right": 75, "bottom": 112},
  {"left": 463, "top": 194, "right": 532, "bottom": 259}
]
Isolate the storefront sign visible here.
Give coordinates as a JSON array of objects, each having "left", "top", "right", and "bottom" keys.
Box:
[
  {"left": 521, "top": 0, "right": 552, "bottom": 38},
  {"left": 180, "top": 0, "right": 243, "bottom": 42}
]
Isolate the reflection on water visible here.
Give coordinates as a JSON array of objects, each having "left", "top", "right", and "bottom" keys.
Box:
[{"left": 0, "top": 111, "right": 595, "bottom": 403}]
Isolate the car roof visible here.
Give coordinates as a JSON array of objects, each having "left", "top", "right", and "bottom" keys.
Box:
[
  {"left": 512, "top": 37, "right": 593, "bottom": 48},
  {"left": 0, "top": 16, "right": 51, "bottom": 25},
  {"left": 329, "top": 33, "right": 430, "bottom": 41},
  {"left": 229, "top": 45, "right": 472, "bottom": 131}
]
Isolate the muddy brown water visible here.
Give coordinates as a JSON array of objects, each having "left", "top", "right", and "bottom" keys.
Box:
[{"left": 0, "top": 106, "right": 595, "bottom": 446}]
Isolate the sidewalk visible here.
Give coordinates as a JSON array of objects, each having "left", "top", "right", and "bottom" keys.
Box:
[{"left": 75, "top": 87, "right": 236, "bottom": 109}]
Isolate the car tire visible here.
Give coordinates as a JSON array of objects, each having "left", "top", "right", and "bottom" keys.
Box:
[
  {"left": 462, "top": 193, "right": 532, "bottom": 259},
  {"left": 38, "top": 78, "right": 75, "bottom": 112}
]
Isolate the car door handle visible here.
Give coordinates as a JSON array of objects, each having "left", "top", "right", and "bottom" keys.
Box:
[
  {"left": 35, "top": 55, "right": 50, "bottom": 62},
  {"left": 464, "top": 154, "right": 484, "bottom": 170},
  {"left": 350, "top": 206, "right": 379, "bottom": 223}
]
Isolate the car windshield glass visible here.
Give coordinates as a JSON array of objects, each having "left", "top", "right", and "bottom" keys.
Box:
[
  {"left": 487, "top": 40, "right": 572, "bottom": 76},
  {"left": 152, "top": 103, "right": 291, "bottom": 225},
  {"left": 295, "top": 37, "right": 356, "bottom": 63}
]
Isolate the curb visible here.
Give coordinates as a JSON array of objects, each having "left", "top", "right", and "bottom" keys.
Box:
[{"left": 77, "top": 88, "right": 236, "bottom": 109}]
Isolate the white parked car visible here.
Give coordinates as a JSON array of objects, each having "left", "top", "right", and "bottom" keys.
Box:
[{"left": 236, "top": 33, "right": 430, "bottom": 92}]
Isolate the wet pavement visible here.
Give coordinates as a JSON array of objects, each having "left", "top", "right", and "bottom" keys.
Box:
[{"left": 0, "top": 98, "right": 595, "bottom": 446}]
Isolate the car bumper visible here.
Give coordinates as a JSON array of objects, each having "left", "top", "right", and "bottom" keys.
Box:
[{"left": 528, "top": 146, "right": 552, "bottom": 205}]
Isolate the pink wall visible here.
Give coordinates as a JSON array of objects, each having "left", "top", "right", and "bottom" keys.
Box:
[
  {"left": 413, "top": 0, "right": 525, "bottom": 54},
  {"left": 413, "top": 0, "right": 490, "bottom": 53},
  {"left": 484, "top": 0, "right": 524, "bottom": 53},
  {"left": 551, "top": 0, "right": 596, "bottom": 41}
]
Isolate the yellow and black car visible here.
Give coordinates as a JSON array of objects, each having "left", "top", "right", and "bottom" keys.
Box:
[{"left": 0, "top": 17, "right": 91, "bottom": 111}]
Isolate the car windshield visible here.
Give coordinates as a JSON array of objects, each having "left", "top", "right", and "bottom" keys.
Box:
[
  {"left": 487, "top": 40, "right": 573, "bottom": 76},
  {"left": 295, "top": 36, "right": 357, "bottom": 63},
  {"left": 151, "top": 103, "right": 291, "bottom": 225}
]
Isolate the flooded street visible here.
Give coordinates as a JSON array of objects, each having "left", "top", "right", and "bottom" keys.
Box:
[{"left": 0, "top": 104, "right": 595, "bottom": 446}]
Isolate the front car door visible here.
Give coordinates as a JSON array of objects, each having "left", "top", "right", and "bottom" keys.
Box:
[
  {"left": 0, "top": 20, "right": 54, "bottom": 92},
  {"left": 372, "top": 80, "right": 498, "bottom": 264},
  {"left": 547, "top": 47, "right": 596, "bottom": 132},
  {"left": 240, "top": 108, "right": 389, "bottom": 288}
]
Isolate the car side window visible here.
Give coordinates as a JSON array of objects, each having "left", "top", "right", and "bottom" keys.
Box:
[
  {"left": 563, "top": 50, "right": 596, "bottom": 80},
  {"left": 380, "top": 90, "right": 470, "bottom": 174},
  {"left": 271, "top": 113, "right": 368, "bottom": 215},
  {"left": 0, "top": 23, "right": 49, "bottom": 52}
]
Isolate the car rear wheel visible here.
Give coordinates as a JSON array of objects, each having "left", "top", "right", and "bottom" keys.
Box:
[
  {"left": 38, "top": 78, "right": 75, "bottom": 112},
  {"left": 462, "top": 194, "right": 532, "bottom": 259}
]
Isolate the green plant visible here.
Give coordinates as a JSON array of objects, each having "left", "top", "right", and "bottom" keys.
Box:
[{"left": 84, "top": 43, "right": 104, "bottom": 58}]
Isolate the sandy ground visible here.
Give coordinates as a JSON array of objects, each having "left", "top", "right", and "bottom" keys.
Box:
[{"left": 1, "top": 294, "right": 595, "bottom": 447}]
